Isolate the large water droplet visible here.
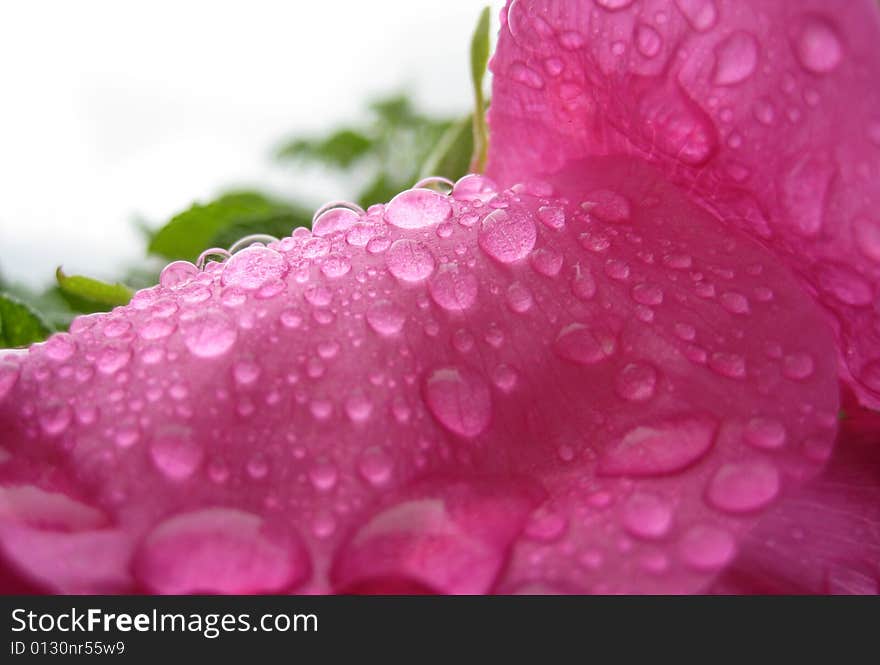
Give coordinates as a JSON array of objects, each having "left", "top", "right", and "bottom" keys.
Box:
[
  {"left": 615, "top": 363, "right": 658, "bottom": 402},
  {"left": 386, "top": 239, "right": 436, "bottom": 282},
  {"left": 452, "top": 174, "right": 498, "bottom": 203},
  {"left": 744, "top": 417, "right": 787, "bottom": 449},
  {"left": 159, "top": 261, "right": 198, "bottom": 289},
  {"left": 366, "top": 299, "right": 406, "bottom": 336},
  {"left": 385, "top": 188, "right": 452, "bottom": 229},
  {"left": 622, "top": 493, "right": 672, "bottom": 539},
  {"left": 679, "top": 524, "right": 735, "bottom": 571},
  {"left": 182, "top": 311, "right": 238, "bottom": 359},
  {"left": 478, "top": 208, "right": 537, "bottom": 264},
  {"left": 554, "top": 323, "right": 617, "bottom": 365},
  {"left": 358, "top": 446, "right": 393, "bottom": 487},
  {"left": 794, "top": 15, "right": 843, "bottom": 74},
  {"left": 706, "top": 460, "right": 780, "bottom": 513},
  {"left": 581, "top": 189, "right": 631, "bottom": 223},
  {"left": 675, "top": 0, "right": 718, "bottom": 32},
  {"left": 133, "top": 508, "right": 309, "bottom": 593},
  {"left": 221, "top": 246, "right": 288, "bottom": 291},
  {"left": 150, "top": 429, "right": 203, "bottom": 480},
  {"left": 312, "top": 202, "right": 363, "bottom": 237},
  {"left": 429, "top": 263, "right": 478, "bottom": 312},
  {"left": 598, "top": 415, "right": 717, "bottom": 476},
  {"left": 423, "top": 366, "right": 491, "bottom": 437},
  {"left": 713, "top": 31, "right": 759, "bottom": 86}
]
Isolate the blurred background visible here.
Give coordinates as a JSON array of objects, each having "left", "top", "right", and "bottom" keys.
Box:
[{"left": 0, "top": 0, "right": 503, "bottom": 301}]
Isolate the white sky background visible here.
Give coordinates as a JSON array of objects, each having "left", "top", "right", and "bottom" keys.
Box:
[{"left": 0, "top": 0, "right": 504, "bottom": 288}]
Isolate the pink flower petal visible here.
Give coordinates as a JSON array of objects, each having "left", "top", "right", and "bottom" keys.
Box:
[
  {"left": 488, "top": 0, "right": 880, "bottom": 407},
  {"left": 0, "top": 157, "right": 839, "bottom": 593}
]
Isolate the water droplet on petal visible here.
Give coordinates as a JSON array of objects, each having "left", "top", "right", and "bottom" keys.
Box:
[
  {"left": 159, "top": 261, "right": 199, "bottom": 289},
  {"left": 428, "top": 263, "right": 478, "bottom": 312},
  {"left": 615, "top": 363, "right": 658, "bottom": 402},
  {"left": 478, "top": 208, "right": 537, "bottom": 264},
  {"left": 679, "top": 524, "right": 735, "bottom": 571},
  {"left": 385, "top": 188, "right": 452, "bottom": 229},
  {"left": 554, "top": 323, "right": 617, "bottom": 365},
  {"left": 598, "top": 416, "right": 717, "bottom": 477},
  {"left": 150, "top": 429, "right": 203, "bottom": 480},
  {"left": 386, "top": 239, "right": 435, "bottom": 282},
  {"left": 366, "top": 299, "right": 406, "bottom": 336},
  {"left": 783, "top": 352, "right": 815, "bottom": 380},
  {"left": 636, "top": 24, "right": 662, "bottom": 58},
  {"left": 794, "top": 15, "right": 843, "bottom": 74},
  {"left": 313, "top": 202, "right": 363, "bottom": 236},
  {"left": 530, "top": 247, "right": 563, "bottom": 277},
  {"left": 423, "top": 366, "right": 491, "bottom": 438},
  {"left": 675, "top": 0, "right": 718, "bottom": 32},
  {"left": 706, "top": 461, "right": 780, "bottom": 513},
  {"left": 506, "top": 282, "right": 534, "bottom": 313},
  {"left": 713, "top": 31, "right": 759, "bottom": 86},
  {"left": 571, "top": 266, "right": 597, "bottom": 300},
  {"left": 133, "top": 509, "right": 309, "bottom": 593},
  {"left": 358, "top": 446, "right": 393, "bottom": 487},
  {"left": 581, "top": 189, "right": 631, "bottom": 223},
  {"left": 632, "top": 282, "right": 664, "bottom": 306},
  {"left": 622, "top": 493, "right": 673, "bottom": 539},
  {"left": 537, "top": 205, "right": 565, "bottom": 230},
  {"left": 853, "top": 218, "right": 880, "bottom": 263},
  {"left": 221, "top": 247, "right": 288, "bottom": 290},
  {"left": 709, "top": 352, "right": 746, "bottom": 379},
  {"left": 38, "top": 402, "right": 72, "bottom": 436},
  {"left": 182, "top": 311, "right": 237, "bottom": 359},
  {"left": 43, "top": 334, "right": 76, "bottom": 361},
  {"left": 744, "top": 417, "right": 787, "bottom": 449},
  {"left": 452, "top": 174, "right": 498, "bottom": 203}
]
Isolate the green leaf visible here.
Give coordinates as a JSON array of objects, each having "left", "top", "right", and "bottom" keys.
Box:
[
  {"left": 148, "top": 191, "right": 298, "bottom": 263},
  {"left": 56, "top": 267, "right": 133, "bottom": 311},
  {"left": 208, "top": 210, "right": 312, "bottom": 250},
  {"left": 0, "top": 292, "right": 52, "bottom": 347},
  {"left": 276, "top": 129, "right": 374, "bottom": 169},
  {"left": 470, "top": 6, "right": 492, "bottom": 173},
  {"left": 418, "top": 115, "right": 474, "bottom": 182}
]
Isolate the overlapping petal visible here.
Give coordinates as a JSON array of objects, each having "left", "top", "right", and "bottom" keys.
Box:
[{"left": 488, "top": 0, "right": 880, "bottom": 407}]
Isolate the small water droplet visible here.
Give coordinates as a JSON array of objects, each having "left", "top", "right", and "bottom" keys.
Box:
[
  {"left": 636, "top": 23, "right": 662, "bottom": 58},
  {"left": 632, "top": 282, "right": 664, "bottom": 306},
  {"left": 309, "top": 460, "right": 338, "bottom": 492},
  {"left": 510, "top": 61, "right": 545, "bottom": 89},
  {"left": 537, "top": 205, "right": 565, "bottom": 230},
  {"left": 783, "top": 352, "right": 815, "bottom": 380},
  {"left": 530, "top": 247, "right": 563, "bottom": 277},
  {"left": 709, "top": 352, "right": 746, "bottom": 379},
  {"left": 506, "top": 282, "right": 534, "bottom": 313},
  {"left": 571, "top": 266, "right": 597, "bottom": 300}
]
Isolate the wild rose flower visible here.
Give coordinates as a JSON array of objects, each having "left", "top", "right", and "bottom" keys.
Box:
[{"left": 0, "top": 0, "right": 878, "bottom": 594}]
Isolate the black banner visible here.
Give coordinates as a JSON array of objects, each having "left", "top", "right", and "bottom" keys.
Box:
[{"left": 0, "top": 595, "right": 876, "bottom": 659}]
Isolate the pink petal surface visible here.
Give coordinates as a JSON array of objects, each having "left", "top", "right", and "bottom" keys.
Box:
[
  {"left": 488, "top": 0, "right": 880, "bottom": 407},
  {"left": 0, "top": 157, "right": 838, "bottom": 593}
]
